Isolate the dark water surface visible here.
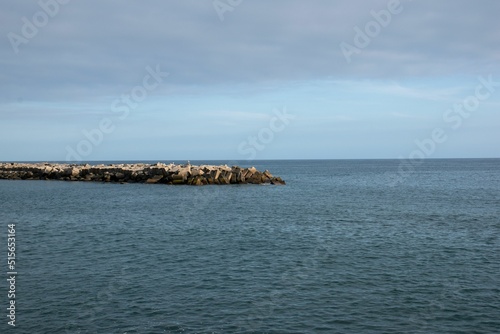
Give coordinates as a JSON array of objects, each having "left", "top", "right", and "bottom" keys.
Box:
[{"left": 1, "top": 159, "right": 499, "bottom": 333}]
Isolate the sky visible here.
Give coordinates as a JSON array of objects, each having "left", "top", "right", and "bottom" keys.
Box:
[{"left": 1, "top": 0, "right": 499, "bottom": 161}]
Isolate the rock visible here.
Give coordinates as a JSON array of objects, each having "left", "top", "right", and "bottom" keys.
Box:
[
  {"left": 263, "top": 170, "right": 273, "bottom": 178},
  {"left": 243, "top": 168, "right": 254, "bottom": 179},
  {"left": 191, "top": 168, "right": 204, "bottom": 177},
  {"left": 222, "top": 171, "right": 232, "bottom": 184},
  {"left": 210, "top": 169, "right": 221, "bottom": 180},
  {"left": 71, "top": 168, "right": 81, "bottom": 177},
  {"left": 194, "top": 176, "right": 203, "bottom": 186},
  {"left": 115, "top": 172, "right": 125, "bottom": 180},
  {"left": 61, "top": 168, "right": 73, "bottom": 177},
  {"left": 271, "top": 177, "right": 286, "bottom": 185},
  {"left": 146, "top": 175, "right": 163, "bottom": 184},
  {"left": 0, "top": 162, "right": 285, "bottom": 186}
]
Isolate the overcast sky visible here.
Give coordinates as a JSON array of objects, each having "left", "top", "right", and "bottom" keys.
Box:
[{"left": 1, "top": 0, "right": 499, "bottom": 161}]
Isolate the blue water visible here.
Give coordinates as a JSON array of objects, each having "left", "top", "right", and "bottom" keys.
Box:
[{"left": 1, "top": 159, "right": 499, "bottom": 333}]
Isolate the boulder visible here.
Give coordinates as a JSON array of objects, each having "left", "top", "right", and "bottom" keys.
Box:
[{"left": 146, "top": 175, "right": 164, "bottom": 184}]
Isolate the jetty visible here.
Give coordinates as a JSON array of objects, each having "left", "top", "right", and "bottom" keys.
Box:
[{"left": 0, "top": 162, "right": 285, "bottom": 186}]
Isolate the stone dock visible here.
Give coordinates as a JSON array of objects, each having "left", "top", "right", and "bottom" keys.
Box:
[{"left": 0, "top": 162, "right": 285, "bottom": 185}]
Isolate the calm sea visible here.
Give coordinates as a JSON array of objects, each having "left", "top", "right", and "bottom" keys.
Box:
[{"left": 1, "top": 159, "right": 499, "bottom": 334}]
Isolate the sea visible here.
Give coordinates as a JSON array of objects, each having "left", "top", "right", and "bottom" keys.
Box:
[{"left": 1, "top": 159, "right": 499, "bottom": 334}]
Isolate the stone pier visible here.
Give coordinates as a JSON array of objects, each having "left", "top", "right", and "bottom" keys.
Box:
[{"left": 0, "top": 162, "right": 286, "bottom": 185}]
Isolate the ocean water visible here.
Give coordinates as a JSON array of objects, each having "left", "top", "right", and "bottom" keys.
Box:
[{"left": 1, "top": 159, "right": 499, "bottom": 334}]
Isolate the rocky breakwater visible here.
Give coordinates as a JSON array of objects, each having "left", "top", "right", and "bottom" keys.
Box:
[{"left": 0, "top": 162, "right": 286, "bottom": 186}]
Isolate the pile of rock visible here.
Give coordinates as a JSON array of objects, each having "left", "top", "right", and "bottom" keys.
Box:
[{"left": 0, "top": 162, "right": 286, "bottom": 186}]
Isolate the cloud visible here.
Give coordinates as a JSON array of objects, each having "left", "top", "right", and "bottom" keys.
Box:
[
  {"left": 1, "top": 0, "right": 499, "bottom": 160},
  {"left": 1, "top": 0, "right": 499, "bottom": 103}
]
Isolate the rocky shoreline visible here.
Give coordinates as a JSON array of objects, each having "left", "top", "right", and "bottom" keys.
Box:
[{"left": 0, "top": 162, "right": 285, "bottom": 186}]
